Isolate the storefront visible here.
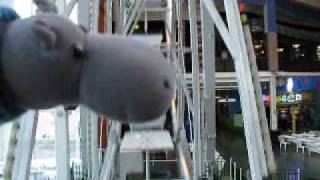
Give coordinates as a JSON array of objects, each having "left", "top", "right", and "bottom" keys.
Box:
[
  {"left": 214, "top": 77, "right": 320, "bottom": 132},
  {"left": 276, "top": 91, "right": 314, "bottom": 133},
  {"left": 276, "top": 76, "right": 320, "bottom": 132}
]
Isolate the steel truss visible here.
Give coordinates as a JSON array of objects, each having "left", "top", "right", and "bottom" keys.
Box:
[{"left": 93, "top": 0, "right": 272, "bottom": 179}]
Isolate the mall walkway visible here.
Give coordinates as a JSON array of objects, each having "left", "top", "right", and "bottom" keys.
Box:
[{"left": 216, "top": 127, "right": 320, "bottom": 179}]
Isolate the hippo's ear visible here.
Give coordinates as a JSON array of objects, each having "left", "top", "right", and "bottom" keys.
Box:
[{"left": 32, "top": 19, "right": 57, "bottom": 50}]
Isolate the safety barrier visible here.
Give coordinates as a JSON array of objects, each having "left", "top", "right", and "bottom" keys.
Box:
[
  {"left": 268, "top": 169, "right": 301, "bottom": 180},
  {"left": 214, "top": 157, "right": 249, "bottom": 180},
  {"left": 213, "top": 156, "right": 302, "bottom": 180},
  {"left": 70, "top": 162, "right": 88, "bottom": 180}
]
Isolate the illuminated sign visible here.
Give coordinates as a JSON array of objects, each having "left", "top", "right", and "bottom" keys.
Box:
[{"left": 277, "top": 93, "right": 303, "bottom": 104}]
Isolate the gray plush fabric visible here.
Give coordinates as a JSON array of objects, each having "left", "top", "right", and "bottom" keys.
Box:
[
  {"left": 1, "top": 14, "right": 86, "bottom": 109},
  {"left": 1, "top": 13, "right": 175, "bottom": 124},
  {"left": 80, "top": 35, "right": 176, "bottom": 123}
]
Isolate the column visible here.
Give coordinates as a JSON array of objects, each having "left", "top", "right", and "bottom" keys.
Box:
[
  {"left": 78, "top": 0, "right": 90, "bottom": 29},
  {"left": 270, "top": 74, "right": 278, "bottom": 130},
  {"left": 12, "top": 111, "right": 38, "bottom": 180},
  {"left": 265, "top": 0, "right": 278, "bottom": 130},
  {"left": 201, "top": 1, "right": 216, "bottom": 179},
  {"left": 79, "top": 106, "right": 89, "bottom": 176},
  {"left": 77, "top": 0, "right": 90, "bottom": 172},
  {"left": 1, "top": 0, "right": 14, "bottom": 6},
  {"left": 264, "top": 0, "right": 278, "bottom": 72},
  {"left": 90, "top": 112, "right": 99, "bottom": 179},
  {"left": 0, "top": 123, "right": 11, "bottom": 162},
  {"left": 187, "top": 0, "right": 201, "bottom": 178},
  {"left": 55, "top": 107, "right": 70, "bottom": 180},
  {"left": 56, "top": 0, "right": 66, "bottom": 14}
]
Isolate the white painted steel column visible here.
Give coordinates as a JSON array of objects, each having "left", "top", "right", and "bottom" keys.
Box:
[
  {"left": 64, "top": 0, "right": 79, "bottom": 17},
  {"left": 106, "top": 0, "right": 113, "bottom": 34},
  {"left": 119, "top": 0, "right": 126, "bottom": 32},
  {"left": 243, "top": 23, "right": 277, "bottom": 173},
  {"left": 270, "top": 74, "right": 278, "bottom": 130},
  {"left": 55, "top": 107, "right": 70, "bottom": 180},
  {"left": 98, "top": 122, "right": 121, "bottom": 180},
  {"left": 187, "top": 0, "right": 201, "bottom": 178},
  {"left": 1, "top": 0, "right": 14, "bottom": 6},
  {"left": 177, "top": 129, "right": 193, "bottom": 180},
  {"left": 78, "top": 0, "right": 90, "bottom": 175},
  {"left": 176, "top": 0, "right": 185, "bottom": 133},
  {"left": 202, "top": 0, "right": 264, "bottom": 179},
  {"left": 78, "top": 0, "right": 90, "bottom": 29},
  {"left": 0, "top": 123, "right": 11, "bottom": 162},
  {"left": 200, "top": 2, "right": 216, "bottom": 179},
  {"left": 79, "top": 106, "right": 89, "bottom": 175},
  {"left": 3, "top": 120, "right": 20, "bottom": 180},
  {"left": 224, "top": 0, "right": 266, "bottom": 178},
  {"left": 90, "top": 112, "right": 99, "bottom": 179},
  {"left": 122, "top": 0, "right": 144, "bottom": 35},
  {"left": 166, "top": 0, "right": 180, "bottom": 139},
  {"left": 12, "top": 111, "right": 38, "bottom": 180},
  {"left": 92, "top": 0, "right": 100, "bottom": 33},
  {"left": 56, "top": 0, "right": 66, "bottom": 14},
  {"left": 146, "top": 151, "right": 150, "bottom": 180}
]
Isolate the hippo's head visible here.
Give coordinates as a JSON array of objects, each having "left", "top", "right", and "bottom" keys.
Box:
[
  {"left": 1, "top": 13, "right": 176, "bottom": 124},
  {"left": 1, "top": 14, "right": 86, "bottom": 109},
  {"left": 80, "top": 35, "right": 176, "bottom": 123}
]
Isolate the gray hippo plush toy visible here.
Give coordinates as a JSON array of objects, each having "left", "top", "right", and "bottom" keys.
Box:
[
  {"left": 0, "top": 10, "right": 176, "bottom": 124},
  {"left": 81, "top": 35, "right": 175, "bottom": 122},
  {"left": 0, "top": 4, "right": 22, "bottom": 121}
]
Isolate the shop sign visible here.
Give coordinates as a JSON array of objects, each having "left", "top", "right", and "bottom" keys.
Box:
[{"left": 277, "top": 93, "right": 302, "bottom": 104}]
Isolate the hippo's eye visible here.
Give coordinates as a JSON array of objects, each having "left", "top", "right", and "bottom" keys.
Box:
[{"left": 163, "top": 79, "right": 170, "bottom": 89}]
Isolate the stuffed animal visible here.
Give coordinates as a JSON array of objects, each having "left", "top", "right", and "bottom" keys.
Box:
[
  {"left": 80, "top": 35, "right": 176, "bottom": 123},
  {"left": 0, "top": 4, "right": 20, "bottom": 22},
  {"left": 0, "top": 13, "right": 176, "bottom": 124},
  {"left": 0, "top": 4, "right": 23, "bottom": 122},
  {"left": 1, "top": 14, "right": 86, "bottom": 110}
]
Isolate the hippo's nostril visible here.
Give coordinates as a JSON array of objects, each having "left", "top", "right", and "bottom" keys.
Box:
[{"left": 163, "top": 79, "right": 170, "bottom": 89}]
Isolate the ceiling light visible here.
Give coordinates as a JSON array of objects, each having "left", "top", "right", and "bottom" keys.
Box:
[
  {"left": 292, "top": 43, "right": 300, "bottom": 48},
  {"left": 218, "top": 98, "right": 237, "bottom": 103},
  {"left": 277, "top": 48, "right": 284, "bottom": 53}
]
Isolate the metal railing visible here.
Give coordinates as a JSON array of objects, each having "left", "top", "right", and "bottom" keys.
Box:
[
  {"left": 268, "top": 169, "right": 301, "bottom": 180},
  {"left": 213, "top": 157, "right": 250, "bottom": 180},
  {"left": 213, "top": 156, "right": 301, "bottom": 180},
  {"left": 70, "top": 162, "right": 88, "bottom": 180}
]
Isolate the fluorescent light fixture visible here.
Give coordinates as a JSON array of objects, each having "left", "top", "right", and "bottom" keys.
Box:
[
  {"left": 292, "top": 43, "right": 300, "bottom": 49},
  {"left": 218, "top": 98, "right": 236, "bottom": 103},
  {"left": 277, "top": 48, "right": 284, "bottom": 53}
]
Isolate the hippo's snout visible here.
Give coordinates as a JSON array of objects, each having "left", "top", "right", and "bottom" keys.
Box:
[{"left": 80, "top": 35, "right": 176, "bottom": 123}]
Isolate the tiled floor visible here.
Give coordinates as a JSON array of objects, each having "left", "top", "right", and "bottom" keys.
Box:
[{"left": 216, "top": 127, "right": 320, "bottom": 179}]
